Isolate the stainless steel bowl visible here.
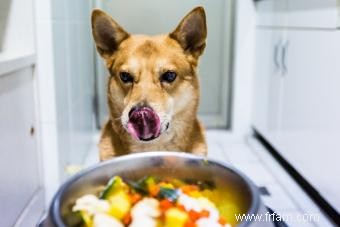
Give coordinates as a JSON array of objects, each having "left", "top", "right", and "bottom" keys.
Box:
[{"left": 40, "top": 151, "right": 274, "bottom": 227}]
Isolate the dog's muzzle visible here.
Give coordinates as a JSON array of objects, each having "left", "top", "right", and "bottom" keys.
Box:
[{"left": 127, "top": 106, "right": 161, "bottom": 141}]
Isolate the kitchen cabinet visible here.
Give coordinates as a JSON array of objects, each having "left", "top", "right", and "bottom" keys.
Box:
[
  {"left": 256, "top": 0, "right": 340, "bottom": 29},
  {"left": 253, "top": 29, "right": 283, "bottom": 135},
  {"left": 286, "top": 0, "right": 339, "bottom": 29},
  {"left": 253, "top": 0, "right": 340, "bottom": 216},
  {"left": 0, "top": 0, "right": 44, "bottom": 225},
  {"left": 280, "top": 30, "right": 340, "bottom": 131},
  {"left": 256, "top": 0, "right": 288, "bottom": 27},
  {"left": 0, "top": 67, "right": 44, "bottom": 227}
]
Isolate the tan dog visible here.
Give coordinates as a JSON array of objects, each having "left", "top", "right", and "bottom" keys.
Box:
[{"left": 91, "top": 7, "right": 208, "bottom": 161}]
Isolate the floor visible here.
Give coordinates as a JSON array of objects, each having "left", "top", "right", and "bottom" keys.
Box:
[{"left": 83, "top": 130, "right": 335, "bottom": 227}]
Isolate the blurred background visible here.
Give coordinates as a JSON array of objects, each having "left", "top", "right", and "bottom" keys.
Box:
[{"left": 0, "top": 0, "right": 339, "bottom": 226}]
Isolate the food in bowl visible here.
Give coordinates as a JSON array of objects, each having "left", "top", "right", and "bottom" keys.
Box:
[{"left": 71, "top": 175, "right": 232, "bottom": 227}]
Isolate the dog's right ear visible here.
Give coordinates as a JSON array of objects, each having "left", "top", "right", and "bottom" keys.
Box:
[{"left": 91, "top": 9, "right": 129, "bottom": 59}]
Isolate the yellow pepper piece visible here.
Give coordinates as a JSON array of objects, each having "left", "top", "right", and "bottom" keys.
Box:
[
  {"left": 165, "top": 208, "right": 188, "bottom": 227},
  {"left": 108, "top": 191, "right": 131, "bottom": 220}
]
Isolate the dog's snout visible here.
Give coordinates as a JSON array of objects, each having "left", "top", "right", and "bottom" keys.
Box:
[
  {"left": 128, "top": 106, "right": 137, "bottom": 118},
  {"left": 128, "top": 102, "right": 151, "bottom": 117}
]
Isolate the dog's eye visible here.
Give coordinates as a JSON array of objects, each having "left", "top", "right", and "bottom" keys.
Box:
[
  {"left": 161, "top": 71, "right": 177, "bottom": 83},
  {"left": 119, "top": 72, "right": 134, "bottom": 83}
]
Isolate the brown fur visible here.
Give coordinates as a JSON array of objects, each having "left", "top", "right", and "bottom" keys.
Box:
[{"left": 91, "top": 7, "right": 208, "bottom": 161}]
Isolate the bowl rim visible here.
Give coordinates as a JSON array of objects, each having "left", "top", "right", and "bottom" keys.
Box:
[{"left": 49, "top": 151, "right": 260, "bottom": 227}]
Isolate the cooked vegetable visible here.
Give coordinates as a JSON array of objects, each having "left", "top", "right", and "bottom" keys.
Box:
[
  {"left": 72, "top": 176, "right": 232, "bottom": 227},
  {"left": 126, "top": 177, "right": 150, "bottom": 195},
  {"left": 107, "top": 191, "right": 131, "bottom": 219},
  {"left": 79, "top": 211, "right": 92, "bottom": 227},
  {"left": 100, "top": 176, "right": 128, "bottom": 199},
  {"left": 165, "top": 207, "right": 188, "bottom": 227},
  {"left": 158, "top": 187, "right": 178, "bottom": 202}
]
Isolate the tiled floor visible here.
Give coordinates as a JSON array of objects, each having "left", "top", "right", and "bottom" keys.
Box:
[{"left": 83, "top": 130, "right": 335, "bottom": 227}]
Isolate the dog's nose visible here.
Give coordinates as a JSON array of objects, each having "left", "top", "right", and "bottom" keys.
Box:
[{"left": 128, "top": 103, "right": 150, "bottom": 117}]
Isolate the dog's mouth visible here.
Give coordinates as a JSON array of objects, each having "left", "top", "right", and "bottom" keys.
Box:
[{"left": 127, "top": 106, "right": 161, "bottom": 141}]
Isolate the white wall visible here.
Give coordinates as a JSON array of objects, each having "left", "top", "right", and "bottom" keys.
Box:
[
  {"left": 34, "top": 0, "right": 96, "bottom": 204},
  {"left": 34, "top": 0, "right": 60, "bottom": 206},
  {"left": 231, "top": 0, "right": 256, "bottom": 136},
  {"left": 50, "top": 0, "right": 96, "bottom": 180}
]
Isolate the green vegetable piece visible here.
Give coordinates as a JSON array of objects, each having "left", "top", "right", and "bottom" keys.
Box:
[
  {"left": 79, "top": 211, "right": 92, "bottom": 227},
  {"left": 144, "top": 176, "right": 156, "bottom": 187},
  {"left": 99, "top": 176, "right": 127, "bottom": 199},
  {"left": 127, "top": 180, "right": 148, "bottom": 195},
  {"left": 64, "top": 211, "right": 84, "bottom": 227},
  {"left": 126, "top": 176, "right": 156, "bottom": 195},
  {"left": 158, "top": 187, "right": 178, "bottom": 202}
]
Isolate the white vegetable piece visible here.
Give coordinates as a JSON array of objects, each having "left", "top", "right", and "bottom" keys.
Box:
[
  {"left": 129, "top": 198, "right": 160, "bottom": 227},
  {"left": 72, "top": 194, "right": 110, "bottom": 215},
  {"left": 178, "top": 193, "right": 227, "bottom": 227},
  {"left": 93, "top": 213, "right": 124, "bottom": 227}
]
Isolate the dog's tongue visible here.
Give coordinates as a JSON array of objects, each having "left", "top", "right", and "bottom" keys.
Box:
[{"left": 127, "top": 107, "right": 161, "bottom": 141}]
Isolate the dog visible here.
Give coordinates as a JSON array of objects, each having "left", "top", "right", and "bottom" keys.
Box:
[{"left": 91, "top": 7, "right": 208, "bottom": 161}]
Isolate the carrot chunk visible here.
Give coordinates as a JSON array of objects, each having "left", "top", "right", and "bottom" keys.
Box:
[
  {"left": 122, "top": 212, "right": 132, "bottom": 225},
  {"left": 129, "top": 193, "right": 142, "bottom": 204},
  {"left": 218, "top": 216, "right": 227, "bottom": 225},
  {"left": 149, "top": 184, "right": 160, "bottom": 197},
  {"left": 188, "top": 209, "right": 200, "bottom": 221},
  {"left": 184, "top": 220, "right": 196, "bottom": 227},
  {"left": 160, "top": 199, "right": 174, "bottom": 211},
  {"left": 181, "top": 185, "right": 199, "bottom": 194},
  {"left": 199, "top": 210, "right": 210, "bottom": 218}
]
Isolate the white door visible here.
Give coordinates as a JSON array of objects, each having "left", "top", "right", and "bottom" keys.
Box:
[
  {"left": 95, "top": 0, "right": 234, "bottom": 128},
  {"left": 280, "top": 30, "right": 340, "bottom": 131},
  {"left": 253, "top": 28, "right": 285, "bottom": 136},
  {"left": 268, "top": 30, "right": 340, "bottom": 213}
]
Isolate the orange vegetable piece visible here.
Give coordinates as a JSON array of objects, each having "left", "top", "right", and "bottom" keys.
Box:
[
  {"left": 149, "top": 184, "right": 160, "bottom": 197},
  {"left": 181, "top": 185, "right": 199, "bottom": 194},
  {"left": 218, "top": 216, "right": 227, "bottom": 225},
  {"left": 130, "top": 193, "right": 142, "bottom": 204},
  {"left": 123, "top": 212, "right": 132, "bottom": 225},
  {"left": 184, "top": 220, "right": 196, "bottom": 227},
  {"left": 188, "top": 210, "right": 200, "bottom": 221},
  {"left": 177, "top": 204, "right": 186, "bottom": 211},
  {"left": 160, "top": 199, "right": 174, "bottom": 212},
  {"left": 200, "top": 210, "right": 210, "bottom": 218}
]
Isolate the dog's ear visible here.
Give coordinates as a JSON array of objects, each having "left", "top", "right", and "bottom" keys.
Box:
[
  {"left": 170, "top": 7, "right": 207, "bottom": 59},
  {"left": 91, "top": 9, "right": 129, "bottom": 59}
]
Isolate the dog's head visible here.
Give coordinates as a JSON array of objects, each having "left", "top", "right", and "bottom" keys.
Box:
[{"left": 92, "top": 7, "right": 207, "bottom": 142}]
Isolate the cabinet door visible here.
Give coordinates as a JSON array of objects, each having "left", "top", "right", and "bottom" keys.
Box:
[
  {"left": 0, "top": 67, "right": 42, "bottom": 226},
  {"left": 256, "top": 0, "right": 288, "bottom": 27},
  {"left": 253, "top": 29, "right": 284, "bottom": 136},
  {"left": 286, "top": 0, "right": 339, "bottom": 29},
  {"left": 281, "top": 30, "right": 340, "bottom": 131},
  {"left": 269, "top": 30, "right": 340, "bottom": 213}
]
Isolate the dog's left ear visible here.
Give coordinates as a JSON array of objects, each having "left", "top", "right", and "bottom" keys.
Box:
[{"left": 170, "top": 7, "right": 207, "bottom": 59}]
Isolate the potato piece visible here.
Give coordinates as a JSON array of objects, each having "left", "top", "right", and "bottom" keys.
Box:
[
  {"left": 108, "top": 191, "right": 131, "bottom": 220},
  {"left": 93, "top": 213, "right": 123, "bottom": 227},
  {"left": 165, "top": 208, "right": 189, "bottom": 227}
]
